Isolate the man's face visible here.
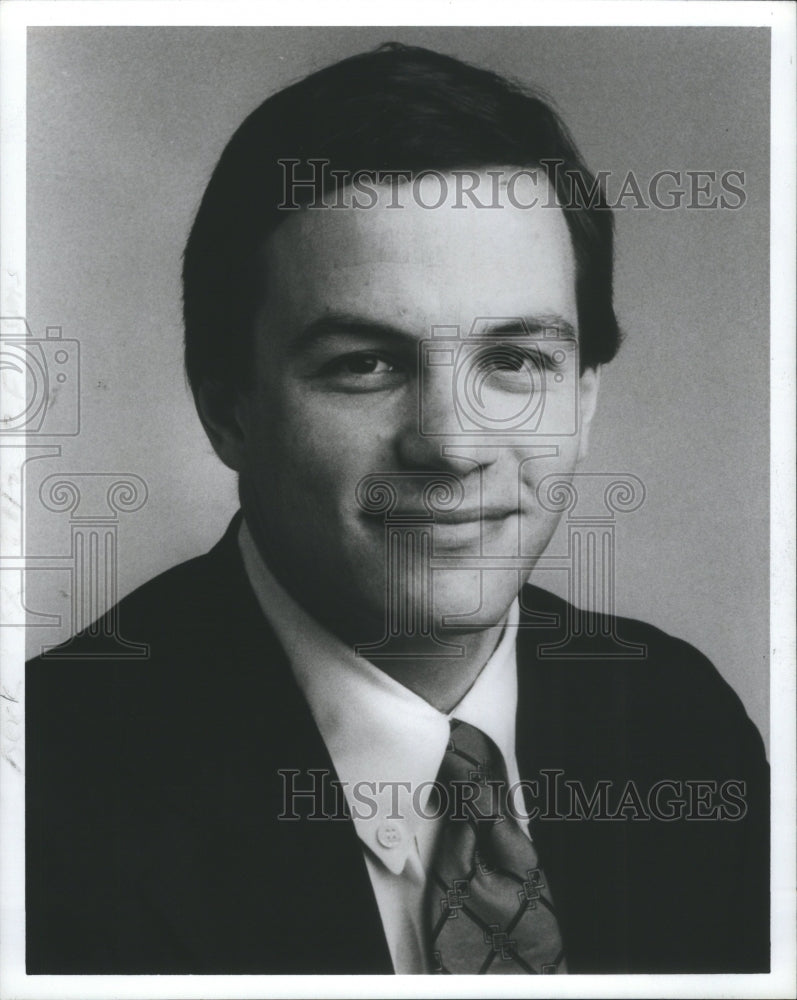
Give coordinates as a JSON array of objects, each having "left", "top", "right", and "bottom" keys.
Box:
[{"left": 231, "top": 170, "right": 599, "bottom": 646}]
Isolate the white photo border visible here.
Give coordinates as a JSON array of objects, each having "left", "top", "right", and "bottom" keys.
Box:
[{"left": 1, "top": 2, "right": 794, "bottom": 998}]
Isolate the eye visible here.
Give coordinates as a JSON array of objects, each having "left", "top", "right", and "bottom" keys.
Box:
[
  {"left": 334, "top": 354, "right": 397, "bottom": 375},
  {"left": 475, "top": 344, "right": 570, "bottom": 376},
  {"left": 314, "top": 351, "right": 406, "bottom": 393},
  {"left": 478, "top": 346, "right": 529, "bottom": 373}
]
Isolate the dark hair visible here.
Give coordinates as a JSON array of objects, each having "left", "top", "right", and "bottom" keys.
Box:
[{"left": 183, "top": 42, "right": 621, "bottom": 394}]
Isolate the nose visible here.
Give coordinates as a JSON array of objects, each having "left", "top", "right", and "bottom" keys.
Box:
[{"left": 394, "top": 368, "right": 499, "bottom": 474}]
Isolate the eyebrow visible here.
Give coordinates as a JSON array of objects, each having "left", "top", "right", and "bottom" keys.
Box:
[
  {"left": 288, "top": 311, "right": 576, "bottom": 353},
  {"left": 479, "top": 316, "right": 576, "bottom": 339},
  {"left": 288, "top": 314, "right": 416, "bottom": 354}
]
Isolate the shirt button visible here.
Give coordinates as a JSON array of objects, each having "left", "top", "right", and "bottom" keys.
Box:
[{"left": 376, "top": 822, "right": 403, "bottom": 848}]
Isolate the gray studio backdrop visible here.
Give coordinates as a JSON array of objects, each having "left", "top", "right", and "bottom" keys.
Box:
[{"left": 24, "top": 26, "right": 770, "bottom": 748}]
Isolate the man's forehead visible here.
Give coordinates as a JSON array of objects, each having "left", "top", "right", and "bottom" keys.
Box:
[
  {"left": 259, "top": 168, "right": 576, "bottom": 331},
  {"left": 268, "top": 167, "right": 566, "bottom": 258}
]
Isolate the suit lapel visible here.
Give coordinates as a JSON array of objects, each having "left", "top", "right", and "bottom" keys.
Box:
[
  {"left": 515, "top": 586, "right": 633, "bottom": 972},
  {"left": 134, "top": 519, "right": 394, "bottom": 972}
]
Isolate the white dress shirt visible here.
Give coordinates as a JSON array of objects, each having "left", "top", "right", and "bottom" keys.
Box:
[{"left": 238, "top": 520, "right": 527, "bottom": 973}]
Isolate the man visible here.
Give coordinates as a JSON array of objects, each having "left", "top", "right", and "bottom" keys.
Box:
[{"left": 26, "top": 43, "right": 768, "bottom": 975}]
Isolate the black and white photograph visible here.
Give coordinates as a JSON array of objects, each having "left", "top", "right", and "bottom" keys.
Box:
[{"left": 1, "top": 2, "right": 794, "bottom": 997}]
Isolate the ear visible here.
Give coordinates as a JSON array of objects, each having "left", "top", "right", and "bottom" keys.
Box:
[
  {"left": 194, "top": 379, "right": 249, "bottom": 473},
  {"left": 577, "top": 365, "right": 601, "bottom": 462}
]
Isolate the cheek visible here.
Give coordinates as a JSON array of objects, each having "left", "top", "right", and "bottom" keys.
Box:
[
  {"left": 518, "top": 441, "right": 581, "bottom": 491},
  {"left": 246, "top": 382, "right": 332, "bottom": 460},
  {"left": 245, "top": 393, "right": 387, "bottom": 509}
]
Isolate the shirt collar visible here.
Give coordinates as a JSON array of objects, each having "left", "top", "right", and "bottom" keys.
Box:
[{"left": 238, "top": 518, "right": 520, "bottom": 875}]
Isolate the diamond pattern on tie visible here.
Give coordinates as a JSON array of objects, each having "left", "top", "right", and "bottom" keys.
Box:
[{"left": 426, "top": 719, "right": 567, "bottom": 975}]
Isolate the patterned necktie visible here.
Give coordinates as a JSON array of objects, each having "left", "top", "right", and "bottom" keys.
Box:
[{"left": 426, "top": 719, "right": 567, "bottom": 974}]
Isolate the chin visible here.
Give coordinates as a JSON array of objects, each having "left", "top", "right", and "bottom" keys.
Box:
[
  {"left": 345, "top": 566, "right": 518, "bottom": 648},
  {"left": 430, "top": 568, "right": 520, "bottom": 633}
]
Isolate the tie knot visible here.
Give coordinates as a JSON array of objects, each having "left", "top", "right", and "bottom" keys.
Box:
[{"left": 440, "top": 719, "right": 506, "bottom": 787}]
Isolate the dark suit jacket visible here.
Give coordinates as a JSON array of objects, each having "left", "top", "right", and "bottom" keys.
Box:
[{"left": 26, "top": 514, "right": 769, "bottom": 974}]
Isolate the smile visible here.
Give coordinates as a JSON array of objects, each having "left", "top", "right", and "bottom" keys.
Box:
[{"left": 432, "top": 508, "right": 516, "bottom": 525}]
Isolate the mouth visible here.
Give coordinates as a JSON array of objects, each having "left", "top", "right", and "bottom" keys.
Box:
[
  {"left": 357, "top": 505, "right": 519, "bottom": 553},
  {"left": 432, "top": 508, "right": 516, "bottom": 525}
]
